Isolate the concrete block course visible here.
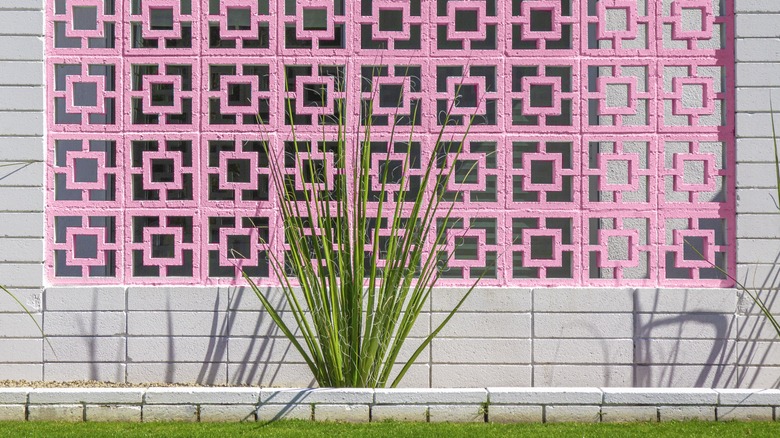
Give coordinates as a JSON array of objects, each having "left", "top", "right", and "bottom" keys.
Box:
[
  {"left": 602, "top": 388, "right": 718, "bottom": 406},
  {"left": 145, "top": 388, "right": 260, "bottom": 405},
  {"left": 371, "top": 405, "right": 428, "bottom": 422},
  {"left": 199, "top": 405, "right": 257, "bottom": 422},
  {"left": 489, "top": 388, "right": 603, "bottom": 405},
  {"left": 374, "top": 388, "right": 487, "bottom": 405},
  {"left": 29, "top": 389, "right": 143, "bottom": 405},
  {"left": 658, "top": 406, "right": 716, "bottom": 422},
  {"left": 545, "top": 405, "right": 601, "bottom": 423},
  {"left": 142, "top": 405, "right": 198, "bottom": 422},
  {"left": 428, "top": 405, "right": 484, "bottom": 423},
  {"left": 0, "top": 388, "right": 28, "bottom": 404},
  {"left": 45, "top": 288, "right": 125, "bottom": 312},
  {"left": 717, "top": 406, "right": 774, "bottom": 422},
  {"left": 28, "top": 404, "right": 83, "bottom": 422},
  {"left": 255, "top": 404, "right": 312, "bottom": 421},
  {"left": 488, "top": 405, "right": 543, "bottom": 423},
  {"left": 716, "top": 389, "right": 780, "bottom": 406},
  {"left": 314, "top": 404, "right": 370, "bottom": 423},
  {"left": 601, "top": 406, "right": 658, "bottom": 423},
  {"left": 86, "top": 405, "right": 142, "bottom": 422},
  {"left": 0, "top": 404, "right": 25, "bottom": 421}
]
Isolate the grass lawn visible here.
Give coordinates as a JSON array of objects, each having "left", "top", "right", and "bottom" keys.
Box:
[{"left": 0, "top": 420, "right": 778, "bottom": 437}]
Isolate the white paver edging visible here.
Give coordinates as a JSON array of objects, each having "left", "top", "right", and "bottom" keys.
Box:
[{"left": 1, "top": 388, "right": 778, "bottom": 422}]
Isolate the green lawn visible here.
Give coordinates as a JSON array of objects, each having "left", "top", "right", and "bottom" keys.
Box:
[{"left": 0, "top": 420, "right": 778, "bottom": 437}]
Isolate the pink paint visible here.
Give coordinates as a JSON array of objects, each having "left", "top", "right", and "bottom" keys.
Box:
[{"left": 45, "top": 0, "right": 736, "bottom": 287}]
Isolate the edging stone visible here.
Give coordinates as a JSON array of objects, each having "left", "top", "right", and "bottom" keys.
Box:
[{"left": 0, "top": 387, "right": 778, "bottom": 423}]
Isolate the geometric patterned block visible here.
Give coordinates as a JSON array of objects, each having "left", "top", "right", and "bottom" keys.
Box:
[
  {"left": 657, "top": 0, "right": 733, "bottom": 57},
  {"left": 659, "top": 210, "right": 734, "bottom": 287},
  {"left": 48, "top": 0, "right": 122, "bottom": 56},
  {"left": 435, "top": 213, "right": 503, "bottom": 285},
  {"left": 660, "top": 135, "right": 732, "bottom": 209},
  {"left": 508, "top": 137, "right": 579, "bottom": 208},
  {"left": 126, "top": 134, "right": 198, "bottom": 208},
  {"left": 506, "top": 58, "right": 579, "bottom": 132},
  {"left": 126, "top": 211, "right": 199, "bottom": 283},
  {"left": 583, "top": 59, "right": 656, "bottom": 132},
  {"left": 204, "top": 210, "right": 272, "bottom": 283},
  {"left": 434, "top": 62, "right": 502, "bottom": 132},
  {"left": 583, "top": 211, "right": 656, "bottom": 285},
  {"left": 125, "top": 58, "right": 199, "bottom": 131},
  {"left": 49, "top": 134, "right": 123, "bottom": 207},
  {"left": 582, "top": 136, "right": 656, "bottom": 208},
  {"left": 280, "top": 0, "right": 347, "bottom": 54},
  {"left": 44, "top": 1, "right": 736, "bottom": 287},
  {"left": 49, "top": 211, "right": 122, "bottom": 283},
  {"left": 658, "top": 59, "right": 731, "bottom": 133},
  {"left": 124, "top": 0, "right": 201, "bottom": 55},
  {"left": 357, "top": 0, "right": 427, "bottom": 53},
  {"left": 202, "top": 58, "right": 277, "bottom": 130},
  {"left": 433, "top": 0, "right": 503, "bottom": 55},
  {"left": 508, "top": 0, "right": 578, "bottom": 56},
  {"left": 49, "top": 57, "right": 121, "bottom": 132},
  {"left": 508, "top": 211, "right": 580, "bottom": 285},
  {"left": 583, "top": 0, "right": 655, "bottom": 56},
  {"left": 204, "top": 0, "right": 277, "bottom": 55}
]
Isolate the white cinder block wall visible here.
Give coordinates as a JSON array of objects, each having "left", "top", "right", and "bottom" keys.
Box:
[{"left": 1, "top": 1, "right": 779, "bottom": 388}]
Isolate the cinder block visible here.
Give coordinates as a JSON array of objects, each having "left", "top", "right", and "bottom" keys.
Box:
[
  {"left": 0, "top": 288, "right": 41, "bottom": 313},
  {"left": 0, "top": 11, "right": 42, "bottom": 35},
  {"left": 0, "top": 62, "right": 42, "bottom": 86},
  {"left": 737, "top": 189, "right": 779, "bottom": 214},
  {"left": 0, "top": 404, "right": 25, "bottom": 421},
  {"left": 145, "top": 388, "right": 261, "bottom": 405},
  {"left": 659, "top": 406, "right": 715, "bottom": 422},
  {"left": 737, "top": 0, "right": 780, "bottom": 13},
  {"left": 736, "top": 215, "right": 780, "bottom": 239},
  {"left": 256, "top": 404, "right": 312, "bottom": 422},
  {"left": 0, "top": 162, "right": 42, "bottom": 187},
  {"left": 601, "top": 406, "right": 657, "bottom": 423},
  {"left": 736, "top": 38, "right": 780, "bottom": 63},
  {"left": 0, "top": 238, "right": 42, "bottom": 262},
  {"left": 259, "top": 389, "right": 373, "bottom": 405},
  {"left": 43, "top": 362, "right": 125, "bottom": 383},
  {"left": 428, "top": 405, "right": 484, "bottom": 423},
  {"left": 738, "top": 240, "right": 780, "bottom": 264},
  {"left": 431, "top": 312, "right": 531, "bottom": 338},
  {"left": 488, "top": 388, "right": 603, "bottom": 405},
  {"left": 431, "top": 288, "right": 531, "bottom": 312},
  {"left": 635, "top": 313, "right": 735, "bottom": 339},
  {"left": 0, "top": 0, "right": 43, "bottom": 9},
  {"left": 199, "top": 405, "right": 257, "bottom": 422},
  {"left": 717, "top": 406, "right": 774, "bottom": 422},
  {"left": 534, "top": 313, "right": 633, "bottom": 338},
  {"left": 602, "top": 388, "right": 718, "bottom": 406},
  {"left": 0, "top": 112, "right": 43, "bottom": 136},
  {"left": 545, "top": 405, "right": 601, "bottom": 423},
  {"left": 371, "top": 405, "right": 428, "bottom": 422},
  {"left": 385, "top": 364, "right": 430, "bottom": 389},
  {"left": 142, "top": 405, "right": 197, "bottom": 422},
  {"left": 45, "top": 287, "right": 125, "bottom": 311},
  {"left": 534, "top": 288, "right": 633, "bottom": 313},
  {"left": 0, "top": 87, "right": 42, "bottom": 110},
  {"left": 0, "top": 265, "right": 43, "bottom": 289},
  {"left": 431, "top": 338, "right": 531, "bottom": 364},
  {"left": 0, "top": 213, "right": 43, "bottom": 237},
  {"left": 0, "top": 313, "right": 43, "bottom": 337},
  {"left": 228, "top": 363, "right": 313, "bottom": 388},
  {"left": 127, "top": 312, "right": 228, "bottom": 336},
  {"left": 737, "top": 138, "right": 780, "bottom": 163},
  {"left": 735, "top": 366, "right": 780, "bottom": 388},
  {"left": 634, "top": 289, "right": 737, "bottom": 313},
  {"left": 85, "top": 405, "right": 142, "bottom": 422},
  {"left": 28, "top": 404, "right": 83, "bottom": 422},
  {"left": 0, "top": 363, "right": 41, "bottom": 381},
  {"left": 127, "top": 287, "right": 227, "bottom": 311},
  {"left": 635, "top": 339, "right": 736, "bottom": 365},
  {"left": 227, "top": 337, "right": 307, "bottom": 363},
  {"left": 314, "top": 404, "right": 370, "bottom": 423},
  {"left": 533, "top": 365, "right": 633, "bottom": 387},
  {"left": 488, "top": 405, "right": 543, "bottom": 423},
  {"left": 128, "top": 337, "right": 229, "bottom": 363},
  {"left": 634, "top": 365, "right": 738, "bottom": 388},
  {"left": 30, "top": 389, "right": 143, "bottom": 404},
  {"left": 374, "top": 388, "right": 487, "bottom": 405},
  {"left": 0, "top": 37, "right": 42, "bottom": 61},
  {"left": 44, "top": 337, "right": 125, "bottom": 362},
  {"left": 0, "top": 338, "right": 41, "bottom": 362},
  {"left": 43, "top": 312, "right": 125, "bottom": 336},
  {"left": 432, "top": 365, "right": 531, "bottom": 387},
  {"left": 127, "top": 362, "right": 228, "bottom": 385},
  {"left": 534, "top": 339, "right": 633, "bottom": 364},
  {"left": 0, "top": 389, "right": 28, "bottom": 404},
  {"left": 716, "top": 389, "right": 780, "bottom": 406}
]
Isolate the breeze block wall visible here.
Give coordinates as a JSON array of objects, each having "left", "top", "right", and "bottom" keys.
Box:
[{"left": 1, "top": 0, "right": 778, "bottom": 388}]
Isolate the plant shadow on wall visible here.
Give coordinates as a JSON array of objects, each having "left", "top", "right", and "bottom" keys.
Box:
[
  {"left": 659, "top": 99, "right": 780, "bottom": 388},
  {"left": 236, "top": 65, "right": 489, "bottom": 388}
]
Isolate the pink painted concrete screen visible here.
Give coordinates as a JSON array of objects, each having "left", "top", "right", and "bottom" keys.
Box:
[{"left": 45, "top": 0, "right": 736, "bottom": 287}]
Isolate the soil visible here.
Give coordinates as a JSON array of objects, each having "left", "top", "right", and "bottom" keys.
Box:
[{"left": 0, "top": 380, "right": 257, "bottom": 388}]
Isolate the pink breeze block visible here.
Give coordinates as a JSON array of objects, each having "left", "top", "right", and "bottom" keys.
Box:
[{"left": 44, "top": 0, "right": 735, "bottom": 287}]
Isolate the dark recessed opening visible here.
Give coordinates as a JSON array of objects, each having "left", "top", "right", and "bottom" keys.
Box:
[
  {"left": 530, "top": 10, "right": 553, "bottom": 32},
  {"left": 531, "top": 160, "right": 555, "bottom": 184},
  {"left": 454, "top": 10, "right": 479, "bottom": 32},
  {"left": 530, "top": 84, "right": 554, "bottom": 108},
  {"left": 379, "top": 84, "right": 404, "bottom": 108},
  {"left": 379, "top": 10, "right": 404, "bottom": 32},
  {"left": 530, "top": 236, "right": 555, "bottom": 260}
]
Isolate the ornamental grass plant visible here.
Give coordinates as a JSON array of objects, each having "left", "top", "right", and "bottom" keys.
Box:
[{"left": 243, "top": 67, "right": 484, "bottom": 388}]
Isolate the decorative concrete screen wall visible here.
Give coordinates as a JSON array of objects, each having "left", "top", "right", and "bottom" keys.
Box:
[{"left": 44, "top": 0, "right": 735, "bottom": 288}]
